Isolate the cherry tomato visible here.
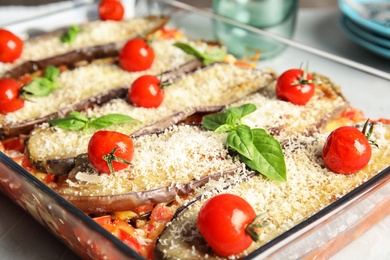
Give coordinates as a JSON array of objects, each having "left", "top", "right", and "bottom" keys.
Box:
[
  {"left": 0, "top": 78, "right": 24, "bottom": 114},
  {"left": 119, "top": 38, "right": 155, "bottom": 72},
  {"left": 276, "top": 68, "right": 315, "bottom": 105},
  {"left": 197, "top": 193, "right": 257, "bottom": 257},
  {"left": 128, "top": 75, "right": 164, "bottom": 108},
  {"left": 98, "top": 0, "right": 125, "bottom": 21},
  {"left": 322, "top": 126, "right": 372, "bottom": 174},
  {"left": 0, "top": 29, "right": 23, "bottom": 63},
  {"left": 88, "top": 130, "right": 134, "bottom": 174}
]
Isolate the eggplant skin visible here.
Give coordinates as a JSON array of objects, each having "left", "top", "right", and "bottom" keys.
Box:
[
  {"left": 1, "top": 86, "right": 128, "bottom": 140},
  {"left": 3, "top": 43, "right": 120, "bottom": 80},
  {"left": 25, "top": 62, "right": 272, "bottom": 175},
  {"left": 0, "top": 15, "right": 170, "bottom": 140},
  {"left": 1, "top": 15, "right": 170, "bottom": 79},
  {"left": 62, "top": 167, "right": 242, "bottom": 214}
]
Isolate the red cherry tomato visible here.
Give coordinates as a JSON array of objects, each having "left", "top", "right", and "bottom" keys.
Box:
[
  {"left": 119, "top": 38, "right": 155, "bottom": 72},
  {"left": 276, "top": 68, "right": 315, "bottom": 105},
  {"left": 0, "top": 78, "right": 24, "bottom": 114},
  {"left": 0, "top": 29, "right": 23, "bottom": 63},
  {"left": 88, "top": 130, "right": 134, "bottom": 174},
  {"left": 322, "top": 126, "right": 372, "bottom": 174},
  {"left": 197, "top": 194, "right": 256, "bottom": 257},
  {"left": 98, "top": 0, "right": 125, "bottom": 21},
  {"left": 128, "top": 75, "right": 164, "bottom": 108}
]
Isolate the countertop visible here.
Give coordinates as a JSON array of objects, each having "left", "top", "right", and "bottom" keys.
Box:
[{"left": 0, "top": 1, "right": 390, "bottom": 260}]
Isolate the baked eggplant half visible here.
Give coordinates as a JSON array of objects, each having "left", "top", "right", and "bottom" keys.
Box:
[
  {"left": 25, "top": 63, "right": 278, "bottom": 175},
  {"left": 55, "top": 124, "right": 250, "bottom": 214},
  {"left": 48, "top": 72, "right": 350, "bottom": 214},
  {"left": 155, "top": 122, "right": 390, "bottom": 259},
  {"left": 0, "top": 16, "right": 169, "bottom": 76},
  {"left": 0, "top": 37, "right": 210, "bottom": 139}
]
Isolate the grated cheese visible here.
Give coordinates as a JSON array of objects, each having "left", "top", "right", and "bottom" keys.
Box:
[
  {"left": 26, "top": 63, "right": 275, "bottom": 161},
  {"left": 157, "top": 123, "right": 390, "bottom": 259},
  {"left": 0, "top": 17, "right": 168, "bottom": 75},
  {"left": 1, "top": 38, "right": 197, "bottom": 125},
  {"left": 58, "top": 124, "right": 244, "bottom": 196}
]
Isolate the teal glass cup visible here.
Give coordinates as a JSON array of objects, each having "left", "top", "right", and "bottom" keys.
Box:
[{"left": 213, "top": 0, "right": 299, "bottom": 60}]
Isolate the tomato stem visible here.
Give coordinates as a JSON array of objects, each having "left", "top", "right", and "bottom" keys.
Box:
[
  {"left": 362, "top": 119, "right": 378, "bottom": 148},
  {"left": 291, "top": 61, "right": 316, "bottom": 86},
  {"left": 158, "top": 72, "right": 171, "bottom": 89},
  {"left": 102, "top": 146, "right": 132, "bottom": 174},
  {"left": 245, "top": 213, "right": 268, "bottom": 242}
]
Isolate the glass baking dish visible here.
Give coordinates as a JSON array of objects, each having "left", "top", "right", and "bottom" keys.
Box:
[{"left": 1, "top": 1, "right": 389, "bottom": 259}]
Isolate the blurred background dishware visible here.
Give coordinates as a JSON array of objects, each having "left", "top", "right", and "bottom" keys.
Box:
[
  {"left": 338, "top": 0, "right": 390, "bottom": 59},
  {"left": 212, "top": 0, "right": 299, "bottom": 59}
]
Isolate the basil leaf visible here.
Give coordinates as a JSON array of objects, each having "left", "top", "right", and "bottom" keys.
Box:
[
  {"left": 60, "top": 25, "right": 81, "bottom": 44},
  {"left": 173, "top": 42, "right": 204, "bottom": 60},
  {"left": 50, "top": 113, "right": 139, "bottom": 132},
  {"left": 203, "top": 48, "right": 227, "bottom": 65},
  {"left": 227, "top": 125, "right": 256, "bottom": 160},
  {"left": 23, "top": 78, "right": 59, "bottom": 97},
  {"left": 43, "top": 65, "right": 60, "bottom": 82},
  {"left": 49, "top": 117, "right": 87, "bottom": 131},
  {"left": 89, "top": 114, "right": 138, "bottom": 130},
  {"left": 69, "top": 111, "right": 89, "bottom": 123},
  {"left": 240, "top": 128, "right": 287, "bottom": 181},
  {"left": 202, "top": 112, "right": 229, "bottom": 131},
  {"left": 214, "top": 123, "right": 235, "bottom": 133},
  {"left": 226, "top": 103, "right": 257, "bottom": 120},
  {"left": 173, "top": 42, "right": 226, "bottom": 65},
  {"left": 202, "top": 103, "right": 286, "bottom": 182},
  {"left": 22, "top": 66, "right": 60, "bottom": 98}
]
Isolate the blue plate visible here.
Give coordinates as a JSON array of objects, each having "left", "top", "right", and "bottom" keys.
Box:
[
  {"left": 340, "top": 14, "right": 390, "bottom": 59},
  {"left": 338, "top": 0, "right": 390, "bottom": 39},
  {"left": 343, "top": 15, "right": 390, "bottom": 48}
]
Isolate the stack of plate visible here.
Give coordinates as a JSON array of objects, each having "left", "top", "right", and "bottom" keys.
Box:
[{"left": 338, "top": 0, "right": 390, "bottom": 59}]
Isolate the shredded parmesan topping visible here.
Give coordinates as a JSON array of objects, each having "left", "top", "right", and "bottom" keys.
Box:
[
  {"left": 27, "top": 63, "right": 273, "bottom": 159},
  {"left": 2, "top": 38, "right": 196, "bottom": 125},
  {"left": 157, "top": 123, "right": 390, "bottom": 259},
  {"left": 0, "top": 17, "right": 167, "bottom": 75},
  {"left": 59, "top": 125, "right": 243, "bottom": 196}
]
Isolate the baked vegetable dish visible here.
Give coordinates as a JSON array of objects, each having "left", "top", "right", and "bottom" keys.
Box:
[{"left": 1, "top": 2, "right": 389, "bottom": 260}]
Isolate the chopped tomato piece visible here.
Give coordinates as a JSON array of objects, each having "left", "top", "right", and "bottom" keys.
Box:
[
  {"left": 118, "top": 229, "right": 142, "bottom": 254},
  {"left": 150, "top": 203, "right": 174, "bottom": 222},
  {"left": 134, "top": 204, "right": 154, "bottom": 215},
  {"left": 2, "top": 137, "right": 25, "bottom": 153},
  {"left": 94, "top": 215, "right": 112, "bottom": 226}
]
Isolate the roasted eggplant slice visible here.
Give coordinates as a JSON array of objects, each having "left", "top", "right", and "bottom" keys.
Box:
[
  {"left": 53, "top": 72, "right": 351, "bottom": 214},
  {"left": 0, "top": 38, "right": 208, "bottom": 139},
  {"left": 155, "top": 123, "right": 390, "bottom": 259},
  {"left": 0, "top": 16, "right": 169, "bottom": 76},
  {"left": 55, "top": 124, "right": 249, "bottom": 214},
  {"left": 25, "top": 63, "right": 277, "bottom": 175}
]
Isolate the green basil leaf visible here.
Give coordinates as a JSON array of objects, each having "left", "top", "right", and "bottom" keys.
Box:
[
  {"left": 22, "top": 66, "right": 60, "bottom": 98},
  {"left": 202, "top": 112, "right": 229, "bottom": 131},
  {"left": 23, "top": 78, "right": 59, "bottom": 97},
  {"left": 214, "top": 123, "right": 235, "bottom": 133},
  {"left": 49, "top": 117, "right": 87, "bottom": 131},
  {"left": 173, "top": 42, "right": 205, "bottom": 60},
  {"left": 69, "top": 111, "right": 89, "bottom": 123},
  {"left": 240, "top": 128, "right": 287, "bottom": 181},
  {"left": 226, "top": 103, "right": 257, "bottom": 120},
  {"left": 43, "top": 65, "right": 60, "bottom": 82},
  {"left": 227, "top": 125, "right": 256, "bottom": 160},
  {"left": 173, "top": 42, "right": 226, "bottom": 66},
  {"left": 89, "top": 114, "right": 138, "bottom": 130},
  {"left": 203, "top": 48, "right": 227, "bottom": 65},
  {"left": 60, "top": 25, "right": 81, "bottom": 44}
]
